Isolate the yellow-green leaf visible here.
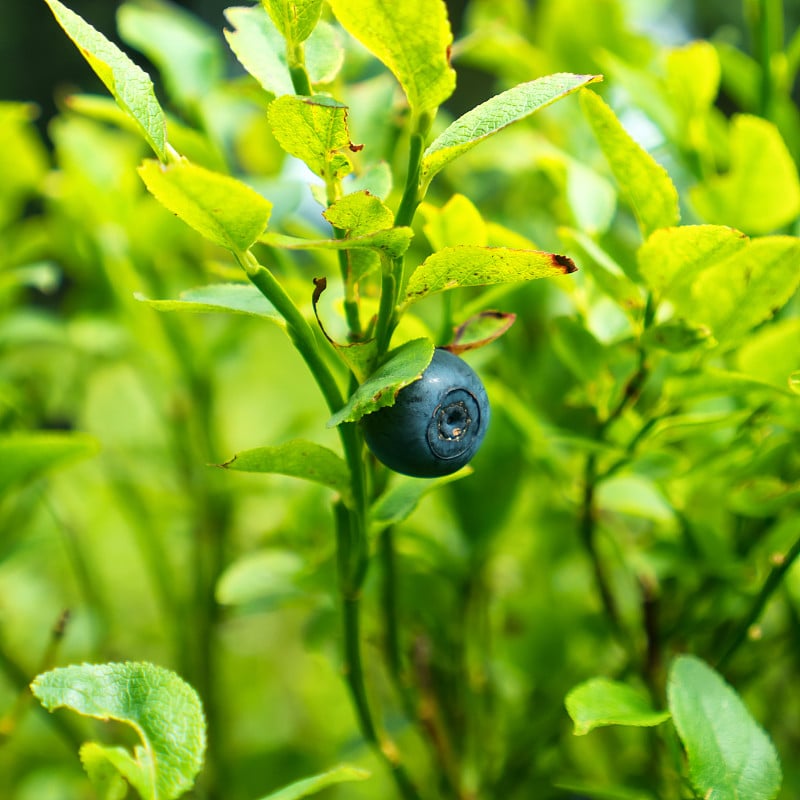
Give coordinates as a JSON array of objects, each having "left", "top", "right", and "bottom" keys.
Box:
[
  {"left": 327, "top": 0, "right": 455, "bottom": 118},
  {"left": 268, "top": 94, "right": 355, "bottom": 180},
  {"left": 404, "top": 246, "right": 577, "bottom": 304},
  {"left": 43, "top": 0, "right": 167, "bottom": 161},
  {"left": 138, "top": 159, "right": 272, "bottom": 252},
  {"left": 691, "top": 115, "right": 800, "bottom": 234},
  {"left": 262, "top": 0, "right": 323, "bottom": 45},
  {"left": 675, "top": 236, "right": 800, "bottom": 344},
  {"left": 637, "top": 224, "right": 748, "bottom": 299},
  {"left": 323, "top": 190, "right": 394, "bottom": 235},
  {"left": 580, "top": 88, "right": 679, "bottom": 238},
  {"left": 421, "top": 73, "right": 601, "bottom": 189}
]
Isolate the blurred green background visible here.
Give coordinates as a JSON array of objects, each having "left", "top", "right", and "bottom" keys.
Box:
[{"left": 3, "top": 2, "right": 800, "bottom": 800}]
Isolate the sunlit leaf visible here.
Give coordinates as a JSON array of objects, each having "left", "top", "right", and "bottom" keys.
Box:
[
  {"left": 580, "top": 88, "right": 679, "bottom": 238},
  {"left": 637, "top": 225, "right": 748, "bottom": 299},
  {"left": 262, "top": 0, "right": 323, "bottom": 45},
  {"left": 268, "top": 94, "right": 355, "bottom": 180},
  {"left": 323, "top": 190, "right": 394, "bottom": 235},
  {"left": 676, "top": 236, "right": 800, "bottom": 344},
  {"left": 421, "top": 194, "right": 488, "bottom": 249},
  {"left": 327, "top": 0, "right": 455, "bottom": 117},
  {"left": 421, "top": 73, "right": 601, "bottom": 189},
  {"left": 138, "top": 159, "right": 272, "bottom": 252},
  {"left": 43, "top": 0, "right": 167, "bottom": 160},
  {"left": 404, "top": 246, "right": 576, "bottom": 304},
  {"left": 668, "top": 655, "right": 782, "bottom": 800},
  {"left": 691, "top": 115, "right": 800, "bottom": 234}
]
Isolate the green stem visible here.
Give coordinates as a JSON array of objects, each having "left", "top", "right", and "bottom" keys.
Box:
[
  {"left": 395, "top": 133, "right": 425, "bottom": 229},
  {"left": 375, "top": 267, "right": 397, "bottom": 356},
  {"left": 288, "top": 41, "right": 313, "bottom": 96},
  {"left": 336, "top": 513, "right": 422, "bottom": 800},
  {"left": 579, "top": 454, "right": 626, "bottom": 640},
  {"left": 746, "top": 0, "right": 784, "bottom": 120},
  {"left": 716, "top": 533, "right": 800, "bottom": 669},
  {"left": 374, "top": 133, "right": 425, "bottom": 358}
]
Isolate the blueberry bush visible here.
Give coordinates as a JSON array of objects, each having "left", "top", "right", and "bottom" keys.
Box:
[{"left": 2, "top": 1, "right": 800, "bottom": 799}]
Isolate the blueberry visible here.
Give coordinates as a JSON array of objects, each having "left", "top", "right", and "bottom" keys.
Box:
[{"left": 362, "top": 348, "right": 490, "bottom": 478}]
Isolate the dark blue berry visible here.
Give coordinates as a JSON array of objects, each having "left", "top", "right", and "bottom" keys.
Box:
[{"left": 362, "top": 348, "right": 490, "bottom": 478}]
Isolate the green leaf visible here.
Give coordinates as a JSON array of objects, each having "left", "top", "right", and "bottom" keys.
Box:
[
  {"left": 0, "top": 432, "right": 99, "bottom": 496},
  {"left": 225, "top": 5, "right": 294, "bottom": 97},
  {"left": 580, "top": 88, "right": 679, "bottom": 238},
  {"left": 691, "top": 114, "right": 800, "bottom": 234},
  {"left": 404, "top": 246, "right": 577, "bottom": 304},
  {"left": 637, "top": 225, "right": 748, "bottom": 299},
  {"left": 421, "top": 194, "right": 488, "bottom": 249},
  {"left": 216, "top": 549, "right": 305, "bottom": 608},
  {"left": 42, "top": 0, "right": 167, "bottom": 161},
  {"left": 327, "top": 0, "right": 455, "bottom": 118},
  {"left": 262, "top": 0, "right": 323, "bottom": 45},
  {"left": 675, "top": 236, "right": 800, "bottom": 344},
  {"left": 737, "top": 318, "right": 800, "bottom": 391},
  {"left": 323, "top": 190, "right": 394, "bottom": 235},
  {"left": 31, "top": 662, "right": 206, "bottom": 800},
  {"left": 565, "top": 678, "right": 671, "bottom": 736},
  {"left": 137, "top": 283, "right": 284, "bottom": 324},
  {"left": 224, "top": 7, "right": 342, "bottom": 97},
  {"left": 371, "top": 468, "right": 473, "bottom": 526},
  {"left": 421, "top": 73, "right": 601, "bottom": 189},
  {"left": 668, "top": 655, "right": 782, "bottom": 800},
  {"left": 327, "top": 338, "right": 435, "bottom": 427},
  {"left": 117, "top": 0, "right": 224, "bottom": 109},
  {"left": 268, "top": 94, "right": 355, "bottom": 180},
  {"left": 80, "top": 743, "right": 137, "bottom": 800},
  {"left": 138, "top": 159, "right": 272, "bottom": 252},
  {"left": 261, "top": 230, "right": 412, "bottom": 259},
  {"left": 219, "top": 439, "right": 351, "bottom": 499},
  {"left": 256, "top": 764, "right": 370, "bottom": 800}
]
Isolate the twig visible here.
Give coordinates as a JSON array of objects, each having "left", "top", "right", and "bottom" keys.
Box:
[{"left": 716, "top": 533, "right": 800, "bottom": 669}]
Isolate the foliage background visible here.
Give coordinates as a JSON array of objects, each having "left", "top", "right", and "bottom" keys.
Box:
[{"left": 2, "top": 1, "right": 800, "bottom": 799}]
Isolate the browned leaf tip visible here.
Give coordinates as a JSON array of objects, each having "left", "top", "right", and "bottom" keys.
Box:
[
  {"left": 553, "top": 253, "right": 578, "bottom": 273},
  {"left": 311, "top": 277, "right": 336, "bottom": 345}
]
